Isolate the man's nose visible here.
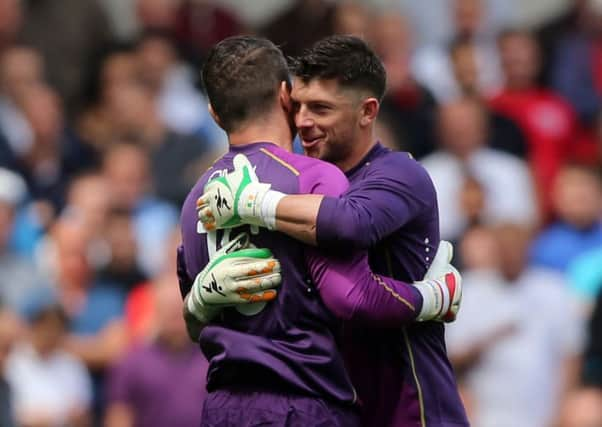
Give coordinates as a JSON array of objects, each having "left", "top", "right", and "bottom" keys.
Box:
[{"left": 295, "top": 106, "right": 314, "bottom": 128}]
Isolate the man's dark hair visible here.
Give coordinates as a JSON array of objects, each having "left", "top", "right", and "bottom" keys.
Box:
[
  {"left": 202, "top": 36, "right": 291, "bottom": 133},
  {"left": 290, "top": 35, "right": 386, "bottom": 101}
]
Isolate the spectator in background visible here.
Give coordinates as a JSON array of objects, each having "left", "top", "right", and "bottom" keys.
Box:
[
  {"left": 332, "top": 1, "right": 371, "bottom": 38},
  {"left": 449, "top": 36, "right": 528, "bottom": 157},
  {"left": 19, "top": 0, "right": 112, "bottom": 116},
  {"left": 7, "top": 292, "right": 93, "bottom": 427},
  {"left": 101, "top": 142, "right": 178, "bottom": 278},
  {"left": 412, "top": 0, "right": 503, "bottom": 102},
  {"left": 0, "top": 45, "right": 43, "bottom": 165},
  {"left": 560, "top": 289, "right": 602, "bottom": 427},
  {"left": 489, "top": 29, "right": 579, "bottom": 218},
  {"left": 421, "top": 97, "right": 537, "bottom": 242},
  {"left": 78, "top": 41, "right": 139, "bottom": 153},
  {"left": 447, "top": 223, "right": 584, "bottom": 427},
  {"left": 550, "top": 0, "right": 602, "bottom": 126},
  {"left": 0, "top": 168, "right": 46, "bottom": 310},
  {"left": 372, "top": 11, "right": 439, "bottom": 158},
  {"left": 0, "top": 305, "right": 20, "bottom": 427},
  {"left": 173, "top": 0, "right": 246, "bottom": 62},
  {"left": 530, "top": 164, "right": 602, "bottom": 275},
  {"left": 135, "top": 29, "right": 225, "bottom": 146},
  {"left": 105, "top": 274, "right": 208, "bottom": 427},
  {"left": 8, "top": 84, "right": 97, "bottom": 217},
  {"left": 536, "top": 0, "right": 588, "bottom": 86},
  {"left": 96, "top": 208, "right": 147, "bottom": 293},
  {"left": 0, "top": 0, "right": 22, "bottom": 52},
  {"left": 261, "top": 0, "right": 336, "bottom": 57}
]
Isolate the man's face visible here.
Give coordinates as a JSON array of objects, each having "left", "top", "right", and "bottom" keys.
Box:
[{"left": 291, "top": 77, "right": 361, "bottom": 164}]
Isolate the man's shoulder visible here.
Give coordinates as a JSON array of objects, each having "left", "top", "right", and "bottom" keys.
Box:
[
  {"left": 263, "top": 146, "right": 348, "bottom": 196},
  {"left": 372, "top": 150, "right": 435, "bottom": 186},
  {"left": 263, "top": 145, "right": 344, "bottom": 176}
]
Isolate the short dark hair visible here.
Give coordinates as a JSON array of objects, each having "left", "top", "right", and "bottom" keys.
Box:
[
  {"left": 202, "top": 36, "right": 291, "bottom": 133},
  {"left": 290, "top": 35, "right": 386, "bottom": 101}
]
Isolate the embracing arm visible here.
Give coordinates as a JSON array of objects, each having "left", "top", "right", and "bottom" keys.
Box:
[{"left": 307, "top": 240, "right": 461, "bottom": 326}]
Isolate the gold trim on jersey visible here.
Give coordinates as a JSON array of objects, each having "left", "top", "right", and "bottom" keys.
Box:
[
  {"left": 370, "top": 273, "right": 415, "bottom": 312},
  {"left": 259, "top": 148, "right": 300, "bottom": 176},
  {"left": 385, "top": 247, "right": 426, "bottom": 427}
]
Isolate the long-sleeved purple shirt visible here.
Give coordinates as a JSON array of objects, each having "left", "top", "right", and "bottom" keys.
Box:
[
  {"left": 178, "top": 142, "right": 424, "bottom": 405},
  {"left": 317, "top": 143, "right": 469, "bottom": 427}
]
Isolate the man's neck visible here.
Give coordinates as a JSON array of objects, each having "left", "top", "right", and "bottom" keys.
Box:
[
  {"left": 337, "top": 138, "right": 378, "bottom": 173},
  {"left": 228, "top": 115, "right": 293, "bottom": 152}
]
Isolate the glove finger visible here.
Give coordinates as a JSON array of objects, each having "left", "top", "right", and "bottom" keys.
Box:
[
  {"left": 196, "top": 195, "right": 210, "bottom": 211},
  {"left": 198, "top": 207, "right": 216, "bottom": 224},
  {"left": 229, "top": 259, "right": 281, "bottom": 279},
  {"left": 424, "top": 240, "right": 453, "bottom": 280},
  {"left": 234, "top": 153, "right": 259, "bottom": 182},
  {"left": 235, "top": 272, "right": 282, "bottom": 293},
  {"left": 236, "top": 289, "right": 278, "bottom": 303}
]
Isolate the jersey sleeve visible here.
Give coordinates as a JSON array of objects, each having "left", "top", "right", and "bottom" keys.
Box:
[
  {"left": 306, "top": 249, "right": 422, "bottom": 325},
  {"left": 316, "top": 154, "right": 435, "bottom": 249},
  {"left": 300, "top": 161, "right": 423, "bottom": 325}
]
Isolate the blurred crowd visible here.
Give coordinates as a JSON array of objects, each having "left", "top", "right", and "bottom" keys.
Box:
[{"left": 0, "top": 0, "right": 601, "bottom": 426}]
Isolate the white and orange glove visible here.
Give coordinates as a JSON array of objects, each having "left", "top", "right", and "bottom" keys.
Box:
[
  {"left": 414, "top": 241, "right": 462, "bottom": 322},
  {"left": 197, "top": 154, "right": 284, "bottom": 231},
  {"left": 186, "top": 233, "right": 282, "bottom": 323}
]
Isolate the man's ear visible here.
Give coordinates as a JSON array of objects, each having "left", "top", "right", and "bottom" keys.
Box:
[
  {"left": 208, "top": 103, "right": 224, "bottom": 129},
  {"left": 359, "top": 98, "right": 379, "bottom": 128},
  {"left": 279, "top": 81, "right": 292, "bottom": 113}
]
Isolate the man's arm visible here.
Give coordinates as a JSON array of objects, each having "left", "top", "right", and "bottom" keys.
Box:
[
  {"left": 307, "top": 241, "right": 461, "bottom": 325},
  {"left": 199, "top": 154, "right": 434, "bottom": 250}
]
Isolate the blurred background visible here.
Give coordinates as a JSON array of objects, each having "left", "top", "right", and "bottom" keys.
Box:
[{"left": 0, "top": 0, "right": 601, "bottom": 426}]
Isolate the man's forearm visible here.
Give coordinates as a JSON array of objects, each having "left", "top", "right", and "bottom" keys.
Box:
[{"left": 274, "top": 194, "right": 323, "bottom": 246}]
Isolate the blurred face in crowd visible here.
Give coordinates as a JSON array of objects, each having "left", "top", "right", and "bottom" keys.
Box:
[
  {"left": 552, "top": 165, "right": 602, "bottom": 229},
  {"left": 372, "top": 13, "right": 413, "bottom": 91},
  {"left": 0, "top": 202, "right": 14, "bottom": 252},
  {"left": 67, "top": 174, "right": 111, "bottom": 232},
  {"left": 333, "top": 2, "right": 371, "bottom": 38},
  {"left": 52, "top": 222, "right": 92, "bottom": 290},
  {"left": 292, "top": 78, "right": 375, "bottom": 171},
  {"left": 136, "top": 0, "right": 180, "bottom": 29},
  {"left": 30, "top": 307, "right": 68, "bottom": 357},
  {"left": 0, "top": 46, "right": 44, "bottom": 99},
  {"left": 106, "top": 82, "right": 157, "bottom": 134},
  {"left": 0, "top": 0, "right": 22, "bottom": 45},
  {"left": 499, "top": 32, "right": 540, "bottom": 90},
  {"left": 0, "top": 308, "right": 20, "bottom": 370},
  {"left": 100, "top": 51, "right": 139, "bottom": 104},
  {"left": 450, "top": 42, "right": 479, "bottom": 96},
  {"left": 103, "top": 144, "right": 150, "bottom": 211},
  {"left": 104, "top": 211, "right": 138, "bottom": 272},
  {"left": 453, "top": 0, "right": 483, "bottom": 37},
  {"left": 494, "top": 223, "right": 533, "bottom": 282},
  {"left": 460, "top": 225, "right": 501, "bottom": 271},
  {"left": 137, "top": 35, "right": 177, "bottom": 93},
  {"left": 437, "top": 99, "right": 487, "bottom": 158},
  {"left": 19, "top": 85, "right": 64, "bottom": 144},
  {"left": 153, "top": 275, "right": 189, "bottom": 348}
]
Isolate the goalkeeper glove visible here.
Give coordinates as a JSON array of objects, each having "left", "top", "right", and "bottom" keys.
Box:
[
  {"left": 196, "top": 154, "right": 285, "bottom": 231},
  {"left": 414, "top": 240, "right": 462, "bottom": 322},
  {"left": 186, "top": 233, "right": 282, "bottom": 323}
]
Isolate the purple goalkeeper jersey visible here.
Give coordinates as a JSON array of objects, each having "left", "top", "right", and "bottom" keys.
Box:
[
  {"left": 317, "top": 143, "right": 469, "bottom": 427},
  {"left": 179, "top": 142, "right": 423, "bottom": 406}
]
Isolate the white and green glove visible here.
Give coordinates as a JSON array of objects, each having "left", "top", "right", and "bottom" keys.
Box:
[
  {"left": 196, "top": 154, "right": 285, "bottom": 231},
  {"left": 414, "top": 240, "right": 462, "bottom": 322},
  {"left": 186, "top": 233, "right": 282, "bottom": 323}
]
